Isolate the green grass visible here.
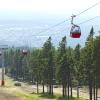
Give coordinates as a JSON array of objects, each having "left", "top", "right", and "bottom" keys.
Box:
[
  {"left": 39, "top": 93, "right": 88, "bottom": 100},
  {"left": 13, "top": 91, "right": 43, "bottom": 100},
  {"left": 4, "top": 76, "right": 88, "bottom": 100},
  {"left": 4, "top": 76, "right": 14, "bottom": 87},
  {"left": 39, "top": 92, "right": 57, "bottom": 99},
  {"left": 13, "top": 91, "right": 88, "bottom": 100},
  {"left": 57, "top": 96, "right": 88, "bottom": 100}
]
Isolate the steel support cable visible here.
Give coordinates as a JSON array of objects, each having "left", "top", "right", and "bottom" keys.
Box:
[
  {"left": 15, "top": 14, "right": 100, "bottom": 45},
  {"left": 32, "top": 19, "right": 71, "bottom": 35},
  {"left": 3, "top": 14, "right": 100, "bottom": 43},
  {"left": 18, "top": 15, "right": 100, "bottom": 46},
  {"left": 76, "top": 1, "right": 100, "bottom": 16},
  {"left": 32, "top": 15, "right": 100, "bottom": 37},
  {"left": 79, "top": 15, "right": 100, "bottom": 25},
  {"left": 31, "top": 1, "right": 100, "bottom": 35},
  {"left": 1, "top": 1, "right": 100, "bottom": 42}
]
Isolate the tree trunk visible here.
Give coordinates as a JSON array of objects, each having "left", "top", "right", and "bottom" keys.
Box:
[
  {"left": 22, "top": 68, "right": 25, "bottom": 81},
  {"left": 71, "top": 86, "right": 73, "bottom": 97},
  {"left": 47, "top": 84, "right": 49, "bottom": 93},
  {"left": 77, "top": 82, "right": 80, "bottom": 98},
  {"left": 37, "top": 81, "right": 39, "bottom": 94},
  {"left": 62, "top": 84, "right": 66, "bottom": 97},
  {"left": 77, "top": 86, "right": 79, "bottom": 98},
  {"left": 68, "top": 82, "right": 70, "bottom": 98},
  {"left": 94, "top": 80, "right": 96, "bottom": 100},
  {"left": 96, "top": 87, "right": 98, "bottom": 100},
  {"left": 16, "top": 66, "right": 19, "bottom": 80},
  {"left": 31, "top": 74, "right": 34, "bottom": 83},
  {"left": 51, "top": 84, "right": 53, "bottom": 96},
  {"left": 64, "top": 85, "right": 66, "bottom": 96},
  {"left": 37, "top": 76, "right": 39, "bottom": 94},
  {"left": 62, "top": 84, "right": 65, "bottom": 97},
  {"left": 89, "top": 80, "right": 93, "bottom": 100},
  {"left": 70, "top": 79, "right": 73, "bottom": 97},
  {"left": 49, "top": 84, "right": 52, "bottom": 94},
  {"left": 65, "top": 84, "right": 67, "bottom": 96},
  {"left": 42, "top": 80, "right": 44, "bottom": 93}
]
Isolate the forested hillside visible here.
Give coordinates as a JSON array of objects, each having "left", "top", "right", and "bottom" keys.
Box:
[{"left": 4, "top": 27, "right": 100, "bottom": 100}]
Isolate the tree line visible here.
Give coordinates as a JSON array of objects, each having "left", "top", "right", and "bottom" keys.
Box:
[{"left": 4, "top": 27, "right": 100, "bottom": 100}]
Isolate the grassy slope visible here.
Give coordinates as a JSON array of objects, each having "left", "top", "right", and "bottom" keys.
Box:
[
  {"left": 13, "top": 91, "right": 88, "bottom": 100},
  {"left": 4, "top": 76, "right": 88, "bottom": 100}
]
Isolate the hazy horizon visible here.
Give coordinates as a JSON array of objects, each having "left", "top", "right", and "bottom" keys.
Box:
[{"left": 0, "top": 0, "right": 100, "bottom": 48}]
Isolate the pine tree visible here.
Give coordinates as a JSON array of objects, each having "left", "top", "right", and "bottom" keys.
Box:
[
  {"left": 56, "top": 36, "right": 68, "bottom": 97},
  {"left": 85, "top": 26, "right": 94, "bottom": 100},
  {"left": 42, "top": 37, "right": 54, "bottom": 95},
  {"left": 74, "top": 44, "right": 81, "bottom": 98}
]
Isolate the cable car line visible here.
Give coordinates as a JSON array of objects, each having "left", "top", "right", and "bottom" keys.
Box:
[
  {"left": 62, "top": 14, "right": 100, "bottom": 37},
  {"left": 79, "top": 15, "right": 100, "bottom": 25},
  {"left": 76, "top": 1, "right": 100, "bottom": 17},
  {"left": 1, "top": 1, "right": 100, "bottom": 42},
  {"left": 30, "top": 14, "right": 100, "bottom": 37},
  {"left": 32, "top": 19, "right": 70, "bottom": 35},
  {"left": 70, "top": 1, "right": 100, "bottom": 38},
  {"left": 31, "top": 1, "right": 100, "bottom": 36},
  {"left": 7, "top": 14, "right": 100, "bottom": 42},
  {"left": 47, "top": 14, "right": 100, "bottom": 37},
  {"left": 3, "top": 14, "right": 100, "bottom": 42},
  {"left": 2, "top": 1, "right": 100, "bottom": 40}
]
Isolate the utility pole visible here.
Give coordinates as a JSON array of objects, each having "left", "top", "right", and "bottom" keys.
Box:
[
  {"left": 22, "top": 49, "right": 28, "bottom": 81},
  {"left": 0, "top": 45, "right": 8, "bottom": 86}
]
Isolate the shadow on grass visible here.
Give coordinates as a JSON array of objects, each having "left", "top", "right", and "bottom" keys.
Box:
[
  {"left": 57, "top": 97, "right": 75, "bottom": 100},
  {"left": 39, "top": 92, "right": 57, "bottom": 99},
  {"left": 57, "top": 97, "right": 88, "bottom": 100},
  {"left": 57, "top": 97, "right": 76, "bottom": 100},
  {"left": 38, "top": 93, "right": 88, "bottom": 100},
  {"left": 30, "top": 92, "right": 37, "bottom": 95}
]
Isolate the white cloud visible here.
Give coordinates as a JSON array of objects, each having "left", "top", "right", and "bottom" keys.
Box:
[
  {"left": 5, "top": 27, "right": 24, "bottom": 31},
  {"left": 0, "top": 0, "right": 99, "bottom": 20},
  {"left": 0, "top": 0, "right": 99, "bottom": 12}
]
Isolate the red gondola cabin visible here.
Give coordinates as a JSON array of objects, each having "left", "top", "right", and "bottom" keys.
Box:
[{"left": 70, "top": 24, "right": 81, "bottom": 38}]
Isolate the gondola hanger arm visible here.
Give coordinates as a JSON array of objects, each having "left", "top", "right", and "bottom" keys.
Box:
[{"left": 71, "top": 14, "right": 76, "bottom": 25}]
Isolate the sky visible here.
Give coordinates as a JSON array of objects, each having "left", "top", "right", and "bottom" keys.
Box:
[
  {"left": 0, "top": 0, "right": 100, "bottom": 47},
  {"left": 0, "top": 0, "right": 95, "bottom": 12},
  {"left": 0, "top": 0, "right": 100, "bottom": 20}
]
